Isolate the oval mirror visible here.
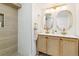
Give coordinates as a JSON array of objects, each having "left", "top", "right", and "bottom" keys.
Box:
[
  {"left": 44, "top": 13, "right": 54, "bottom": 33},
  {"left": 56, "top": 10, "right": 73, "bottom": 34}
]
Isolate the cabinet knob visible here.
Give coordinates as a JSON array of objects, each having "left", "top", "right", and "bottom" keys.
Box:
[
  {"left": 60, "top": 38, "right": 62, "bottom": 40},
  {"left": 45, "top": 37, "right": 48, "bottom": 39}
]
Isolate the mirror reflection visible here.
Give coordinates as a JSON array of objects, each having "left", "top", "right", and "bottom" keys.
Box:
[
  {"left": 44, "top": 13, "right": 54, "bottom": 33},
  {"left": 56, "top": 10, "right": 73, "bottom": 34}
]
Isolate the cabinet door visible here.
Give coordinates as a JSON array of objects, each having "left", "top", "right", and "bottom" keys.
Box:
[
  {"left": 47, "top": 36, "right": 60, "bottom": 56},
  {"left": 37, "top": 35, "right": 47, "bottom": 53},
  {"left": 61, "top": 38, "right": 78, "bottom": 56}
]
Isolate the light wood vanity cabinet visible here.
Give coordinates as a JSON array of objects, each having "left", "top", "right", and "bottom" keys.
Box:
[
  {"left": 37, "top": 35, "right": 79, "bottom": 56},
  {"left": 60, "top": 38, "right": 78, "bottom": 56},
  {"left": 37, "top": 35, "right": 47, "bottom": 53},
  {"left": 47, "top": 37, "right": 60, "bottom": 56}
]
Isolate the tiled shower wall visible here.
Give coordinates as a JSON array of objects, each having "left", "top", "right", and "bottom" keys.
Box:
[{"left": 0, "top": 4, "right": 18, "bottom": 55}]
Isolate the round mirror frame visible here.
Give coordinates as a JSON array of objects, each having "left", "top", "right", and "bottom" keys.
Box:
[
  {"left": 44, "top": 13, "right": 54, "bottom": 33},
  {"left": 56, "top": 10, "right": 73, "bottom": 35}
]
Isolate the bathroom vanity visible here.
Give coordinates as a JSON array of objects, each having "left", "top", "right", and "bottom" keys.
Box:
[{"left": 37, "top": 33, "right": 79, "bottom": 56}]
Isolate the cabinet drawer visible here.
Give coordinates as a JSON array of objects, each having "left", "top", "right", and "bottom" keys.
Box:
[{"left": 61, "top": 38, "right": 78, "bottom": 42}]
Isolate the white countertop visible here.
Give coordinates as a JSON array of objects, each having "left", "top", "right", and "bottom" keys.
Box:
[{"left": 38, "top": 33, "right": 79, "bottom": 39}]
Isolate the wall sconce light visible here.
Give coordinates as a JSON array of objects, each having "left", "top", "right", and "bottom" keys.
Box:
[{"left": 47, "top": 4, "right": 66, "bottom": 10}]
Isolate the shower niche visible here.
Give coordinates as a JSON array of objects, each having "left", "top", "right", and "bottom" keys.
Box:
[{"left": 0, "top": 14, "right": 4, "bottom": 28}]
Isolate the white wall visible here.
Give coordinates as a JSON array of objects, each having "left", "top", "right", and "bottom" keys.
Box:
[
  {"left": 18, "top": 3, "right": 42, "bottom": 56},
  {"left": 32, "top": 4, "right": 43, "bottom": 56},
  {"left": 75, "top": 4, "right": 79, "bottom": 36},
  {"left": 18, "top": 3, "right": 32, "bottom": 56}
]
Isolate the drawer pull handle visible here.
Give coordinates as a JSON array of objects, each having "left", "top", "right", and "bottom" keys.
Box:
[{"left": 45, "top": 37, "right": 48, "bottom": 39}]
